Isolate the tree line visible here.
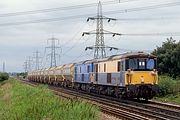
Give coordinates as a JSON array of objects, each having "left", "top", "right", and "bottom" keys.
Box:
[{"left": 152, "top": 37, "right": 180, "bottom": 78}]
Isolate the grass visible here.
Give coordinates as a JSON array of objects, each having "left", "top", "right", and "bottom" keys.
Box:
[
  {"left": 0, "top": 78, "right": 99, "bottom": 120},
  {"left": 154, "top": 75, "right": 180, "bottom": 105},
  {"left": 154, "top": 93, "right": 180, "bottom": 105}
]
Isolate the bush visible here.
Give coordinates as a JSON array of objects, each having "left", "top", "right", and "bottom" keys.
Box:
[
  {"left": 17, "top": 72, "right": 27, "bottom": 79},
  {"left": 159, "top": 76, "right": 180, "bottom": 96},
  {"left": 0, "top": 72, "right": 9, "bottom": 81}
]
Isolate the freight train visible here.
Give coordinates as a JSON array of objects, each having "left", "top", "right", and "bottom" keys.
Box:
[{"left": 28, "top": 52, "right": 159, "bottom": 100}]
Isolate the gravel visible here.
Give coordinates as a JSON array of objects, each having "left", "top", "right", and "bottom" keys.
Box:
[{"left": 101, "top": 112, "right": 121, "bottom": 120}]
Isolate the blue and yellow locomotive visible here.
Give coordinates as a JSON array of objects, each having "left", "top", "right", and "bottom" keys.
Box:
[{"left": 74, "top": 52, "right": 158, "bottom": 100}]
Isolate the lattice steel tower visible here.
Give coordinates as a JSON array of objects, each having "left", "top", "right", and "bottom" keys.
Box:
[
  {"left": 34, "top": 50, "right": 41, "bottom": 70},
  {"left": 83, "top": 1, "right": 119, "bottom": 59},
  {"left": 27, "top": 56, "right": 32, "bottom": 72},
  {"left": 3, "top": 62, "right": 5, "bottom": 73},
  {"left": 95, "top": 1, "right": 105, "bottom": 58},
  {"left": 46, "top": 37, "right": 60, "bottom": 67},
  {"left": 23, "top": 60, "right": 28, "bottom": 72}
]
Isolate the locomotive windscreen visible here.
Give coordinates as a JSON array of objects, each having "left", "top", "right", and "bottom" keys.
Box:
[{"left": 126, "top": 58, "right": 156, "bottom": 71}]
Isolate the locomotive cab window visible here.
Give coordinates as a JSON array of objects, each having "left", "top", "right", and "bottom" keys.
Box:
[
  {"left": 129, "top": 59, "right": 138, "bottom": 70},
  {"left": 117, "top": 61, "right": 120, "bottom": 72},
  {"left": 138, "top": 59, "right": 145, "bottom": 70},
  {"left": 87, "top": 65, "right": 90, "bottom": 73},
  {"left": 104, "top": 64, "right": 106, "bottom": 72},
  {"left": 126, "top": 58, "right": 156, "bottom": 71},
  {"left": 147, "top": 59, "right": 155, "bottom": 70}
]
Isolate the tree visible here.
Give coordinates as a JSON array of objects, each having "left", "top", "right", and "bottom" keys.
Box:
[
  {"left": 152, "top": 37, "right": 180, "bottom": 78},
  {"left": 0, "top": 72, "right": 9, "bottom": 81}
]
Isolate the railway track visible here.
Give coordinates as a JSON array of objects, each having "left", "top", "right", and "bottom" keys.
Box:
[
  {"left": 21, "top": 80, "right": 180, "bottom": 120},
  {"left": 149, "top": 100, "right": 180, "bottom": 111}
]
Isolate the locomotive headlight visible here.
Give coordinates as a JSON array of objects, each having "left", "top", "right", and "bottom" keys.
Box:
[
  {"left": 140, "top": 76, "right": 144, "bottom": 83},
  {"left": 151, "top": 69, "right": 158, "bottom": 84},
  {"left": 126, "top": 69, "right": 134, "bottom": 84},
  {"left": 127, "top": 69, "right": 131, "bottom": 72},
  {"left": 151, "top": 69, "right": 157, "bottom": 76},
  {"left": 127, "top": 69, "right": 133, "bottom": 75}
]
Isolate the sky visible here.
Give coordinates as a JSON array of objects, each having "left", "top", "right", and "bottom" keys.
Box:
[{"left": 0, "top": 0, "right": 180, "bottom": 72}]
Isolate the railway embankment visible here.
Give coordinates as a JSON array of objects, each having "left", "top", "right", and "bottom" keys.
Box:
[
  {"left": 0, "top": 78, "right": 99, "bottom": 120},
  {"left": 23, "top": 79, "right": 180, "bottom": 120}
]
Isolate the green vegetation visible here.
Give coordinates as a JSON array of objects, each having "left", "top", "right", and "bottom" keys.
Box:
[
  {"left": 158, "top": 76, "right": 180, "bottom": 96},
  {"left": 155, "top": 93, "right": 180, "bottom": 105},
  {"left": 152, "top": 37, "right": 180, "bottom": 104},
  {"left": 0, "top": 72, "right": 9, "bottom": 81},
  {"left": 0, "top": 78, "right": 99, "bottom": 120},
  {"left": 16, "top": 72, "right": 27, "bottom": 79},
  {"left": 152, "top": 37, "right": 180, "bottom": 78},
  {"left": 155, "top": 75, "right": 180, "bottom": 105}
]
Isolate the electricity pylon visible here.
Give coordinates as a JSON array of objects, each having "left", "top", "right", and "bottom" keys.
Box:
[
  {"left": 46, "top": 36, "right": 61, "bottom": 67},
  {"left": 27, "top": 56, "right": 33, "bottom": 72},
  {"left": 23, "top": 60, "right": 28, "bottom": 72},
  {"left": 82, "top": 1, "right": 120, "bottom": 59},
  {"left": 33, "top": 50, "right": 41, "bottom": 70},
  {"left": 3, "top": 62, "right": 5, "bottom": 73}
]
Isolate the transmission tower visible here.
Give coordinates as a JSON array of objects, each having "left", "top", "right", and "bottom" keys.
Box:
[
  {"left": 23, "top": 60, "right": 28, "bottom": 72},
  {"left": 82, "top": 1, "right": 120, "bottom": 59},
  {"left": 27, "top": 56, "right": 33, "bottom": 72},
  {"left": 33, "top": 50, "right": 41, "bottom": 70},
  {"left": 46, "top": 36, "right": 61, "bottom": 67},
  {"left": 3, "top": 62, "right": 5, "bottom": 73}
]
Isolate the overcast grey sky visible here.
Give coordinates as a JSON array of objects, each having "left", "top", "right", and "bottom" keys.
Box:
[{"left": 0, "top": 0, "right": 180, "bottom": 72}]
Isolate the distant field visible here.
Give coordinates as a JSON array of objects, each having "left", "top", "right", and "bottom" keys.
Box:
[{"left": 0, "top": 78, "right": 99, "bottom": 120}]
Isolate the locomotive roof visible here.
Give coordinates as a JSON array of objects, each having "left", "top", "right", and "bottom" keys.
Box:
[
  {"left": 118, "top": 52, "right": 156, "bottom": 59},
  {"left": 76, "top": 52, "right": 156, "bottom": 64}
]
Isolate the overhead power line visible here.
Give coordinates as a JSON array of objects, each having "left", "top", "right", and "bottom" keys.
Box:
[
  {"left": 116, "top": 17, "right": 180, "bottom": 21},
  {"left": 113, "top": 32, "right": 180, "bottom": 36},
  {"left": 0, "top": 0, "right": 141, "bottom": 17},
  {"left": 0, "top": 0, "right": 178, "bottom": 18},
  {"left": 104, "top": 1, "right": 180, "bottom": 15},
  {"left": 0, "top": 15, "right": 88, "bottom": 26},
  {"left": 0, "top": 1, "right": 179, "bottom": 27}
]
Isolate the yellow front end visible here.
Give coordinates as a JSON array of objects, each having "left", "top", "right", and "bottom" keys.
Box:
[
  {"left": 125, "top": 70, "right": 158, "bottom": 99},
  {"left": 125, "top": 70, "right": 158, "bottom": 85}
]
